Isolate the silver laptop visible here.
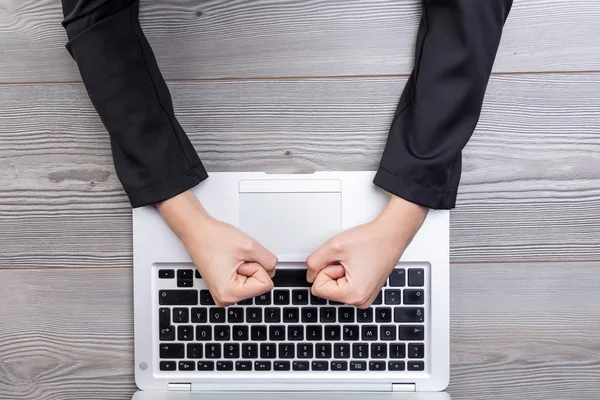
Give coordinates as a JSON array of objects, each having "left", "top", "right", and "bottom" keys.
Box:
[{"left": 132, "top": 171, "right": 450, "bottom": 399}]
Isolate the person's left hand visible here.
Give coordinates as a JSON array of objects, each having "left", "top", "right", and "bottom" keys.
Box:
[{"left": 306, "top": 195, "right": 428, "bottom": 308}]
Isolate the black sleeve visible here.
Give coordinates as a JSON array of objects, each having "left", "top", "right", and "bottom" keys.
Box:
[
  {"left": 61, "top": 0, "right": 208, "bottom": 208},
  {"left": 374, "top": 0, "right": 513, "bottom": 209}
]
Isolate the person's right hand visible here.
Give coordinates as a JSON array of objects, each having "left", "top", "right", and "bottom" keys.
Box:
[{"left": 157, "top": 190, "right": 278, "bottom": 307}]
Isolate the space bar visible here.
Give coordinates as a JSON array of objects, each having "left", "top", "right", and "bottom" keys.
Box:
[{"left": 272, "top": 268, "right": 311, "bottom": 287}]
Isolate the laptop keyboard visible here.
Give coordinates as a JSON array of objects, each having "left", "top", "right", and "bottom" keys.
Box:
[{"left": 157, "top": 266, "right": 426, "bottom": 373}]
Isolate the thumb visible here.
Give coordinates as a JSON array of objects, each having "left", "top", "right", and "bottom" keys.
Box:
[
  {"left": 306, "top": 239, "right": 342, "bottom": 283},
  {"left": 311, "top": 264, "right": 349, "bottom": 304},
  {"left": 235, "top": 263, "right": 274, "bottom": 299}
]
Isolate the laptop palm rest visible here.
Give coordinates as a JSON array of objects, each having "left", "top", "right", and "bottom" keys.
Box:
[{"left": 239, "top": 179, "right": 342, "bottom": 261}]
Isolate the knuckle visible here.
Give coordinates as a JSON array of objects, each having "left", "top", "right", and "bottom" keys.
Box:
[{"left": 328, "top": 238, "right": 344, "bottom": 254}]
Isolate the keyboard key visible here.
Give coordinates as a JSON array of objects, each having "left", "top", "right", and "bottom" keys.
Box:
[
  {"left": 160, "top": 361, "right": 176, "bottom": 371},
  {"left": 371, "top": 343, "right": 387, "bottom": 359},
  {"left": 408, "top": 361, "right": 425, "bottom": 371},
  {"left": 251, "top": 326, "right": 267, "bottom": 341},
  {"left": 200, "top": 290, "right": 215, "bottom": 305},
  {"left": 357, "top": 308, "right": 373, "bottom": 323},
  {"left": 375, "top": 307, "right": 392, "bottom": 322},
  {"left": 292, "top": 361, "right": 309, "bottom": 371},
  {"left": 197, "top": 361, "right": 214, "bottom": 371},
  {"left": 242, "top": 343, "right": 258, "bottom": 359},
  {"left": 272, "top": 269, "right": 311, "bottom": 287},
  {"left": 343, "top": 325, "right": 359, "bottom": 341},
  {"left": 408, "top": 268, "right": 425, "bottom": 287},
  {"left": 196, "top": 326, "right": 212, "bottom": 341},
  {"left": 373, "top": 291, "right": 383, "bottom": 305},
  {"left": 301, "top": 308, "right": 318, "bottom": 323},
  {"left": 369, "top": 361, "right": 386, "bottom": 371},
  {"left": 260, "top": 344, "right": 276, "bottom": 359},
  {"left": 210, "top": 308, "right": 226, "bottom": 323},
  {"left": 283, "top": 307, "right": 299, "bottom": 323},
  {"left": 352, "top": 343, "right": 368, "bottom": 359},
  {"left": 389, "top": 361, "right": 406, "bottom": 371},
  {"left": 279, "top": 343, "right": 295, "bottom": 359},
  {"left": 380, "top": 325, "right": 396, "bottom": 341},
  {"left": 177, "top": 279, "right": 193, "bottom": 288},
  {"left": 265, "top": 308, "right": 281, "bottom": 323},
  {"left": 205, "top": 344, "right": 221, "bottom": 359},
  {"left": 228, "top": 307, "right": 244, "bottom": 323},
  {"left": 187, "top": 344, "right": 203, "bottom": 359},
  {"left": 306, "top": 325, "right": 322, "bottom": 341},
  {"left": 255, "top": 361, "right": 272, "bottom": 371},
  {"left": 384, "top": 290, "right": 401, "bottom": 305},
  {"left": 237, "top": 298, "right": 253, "bottom": 306},
  {"left": 316, "top": 343, "right": 332, "bottom": 359},
  {"left": 320, "top": 307, "right": 336, "bottom": 323},
  {"left": 288, "top": 325, "right": 304, "bottom": 341},
  {"left": 179, "top": 361, "right": 195, "bottom": 371},
  {"left": 274, "top": 290, "right": 290, "bottom": 305},
  {"left": 274, "top": 361, "right": 291, "bottom": 371},
  {"left": 389, "top": 268, "right": 406, "bottom": 287},
  {"left": 246, "top": 308, "right": 262, "bottom": 323},
  {"left": 159, "top": 308, "right": 170, "bottom": 327},
  {"left": 160, "top": 325, "right": 175, "bottom": 341},
  {"left": 177, "top": 325, "right": 194, "bottom": 341},
  {"left": 390, "top": 343, "right": 406, "bottom": 359},
  {"left": 173, "top": 308, "right": 189, "bottom": 323},
  {"left": 408, "top": 343, "right": 425, "bottom": 359},
  {"left": 270, "top": 326, "right": 286, "bottom": 341},
  {"left": 325, "top": 325, "right": 341, "bottom": 340},
  {"left": 404, "top": 289, "right": 425, "bottom": 305},
  {"left": 394, "top": 307, "right": 424, "bottom": 323},
  {"left": 334, "top": 343, "right": 350, "bottom": 359},
  {"left": 312, "top": 361, "right": 328, "bottom": 371},
  {"left": 158, "top": 269, "right": 174, "bottom": 279},
  {"left": 338, "top": 307, "right": 355, "bottom": 323},
  {"left": 330, "top": 361, "right": 348, "bottom": 371},
  {"left": 177, "top": 269, "right": 193, "bottom": 280},
  {"left": 194, "top": 270, "right": 201, "bottom": 280},
  {"left": 236, "top": 361, "right": 252, "bottom": 371},
  {"left": 329, "top": 300, "right": 343, "bottom": 306},
  {"left": 214, "top": 325, "right": 230, "bottom": 341},
  {"left": 217, "top": 361, "right": 234, "bottom": 371},
  {"left": 233, "top": 325, "right": 249, "bottom": 341},
  {"left": 255, "top": 293, "right": 271, "bottom": 305},
  {"left": 191, "top": 308, "right": 207, "bottom": 323},
  {"left": 311, "top": 294, "right": 327, "bottom": 305},
  {"left": 361, "top": 325, "right": 378, "bottom": 341},
  {"left": 350, "top": 361, "right": 367, "bottom": 371},
  {"left": 159, "top": 290, "right": 198, "bottom": 306},
  {"left": 292, "top": 289, "right": 309, "bottom": 305},
  {"left": 297, "top": 343, "right": 314, "bottom": 359},
  {"left": 399, "top": 326, "right": 425, "bottom": 341},
  {"left": 159, "top": 343, "right": 184, "bottom": 359},
  {"left": 224, "top": 343, "right": 240, "bottom": 359}
]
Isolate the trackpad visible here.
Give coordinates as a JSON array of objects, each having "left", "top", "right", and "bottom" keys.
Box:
[{"left": 239, "top": 192, "right": 342, "bottom": 257}]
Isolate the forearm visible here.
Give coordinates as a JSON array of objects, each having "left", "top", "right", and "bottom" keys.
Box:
[
  {"left": 61, "top": 0, "right": 207, "bottom": 208},
  {"left": 375, "top": 0, "right": 513, "bottom": 209}
]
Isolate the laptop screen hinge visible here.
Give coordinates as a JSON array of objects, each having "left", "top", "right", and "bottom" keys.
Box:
[
  {"left": 168, "top": 383, "right": 191, "bottom": 391},
  {"left": 392, "top": 383, "right": 416, "bottom": 392}
]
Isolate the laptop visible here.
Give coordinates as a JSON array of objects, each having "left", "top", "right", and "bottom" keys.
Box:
[{"left": 132, "top": 171, "right": 450, "bottom": 399}]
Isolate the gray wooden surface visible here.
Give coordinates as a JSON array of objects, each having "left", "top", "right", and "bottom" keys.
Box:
[{"left": 1, "top": 0, "right": 599, "bottom": 399}]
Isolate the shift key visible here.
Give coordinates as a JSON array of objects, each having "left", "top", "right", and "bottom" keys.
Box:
[{"left": 159, "top": 290, "right": 198, "bottom": 305}]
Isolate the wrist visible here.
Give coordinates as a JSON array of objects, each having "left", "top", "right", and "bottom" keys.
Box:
[
  {"left": 377, "top": 195, "right": 428, "bottom": 243},
  {"left": 156, "top": 190, "right": 212, "bottom": 239}
]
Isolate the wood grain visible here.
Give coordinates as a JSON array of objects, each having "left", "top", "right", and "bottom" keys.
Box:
[
  {"left": 1, "top": 74, "right": 600, "bottom": 268},
  {"left": 1, "top": 0, "right": 600, "bottom": 84},
  {"left": 0, "top": 264, "right": 598, "bottom": 399}
]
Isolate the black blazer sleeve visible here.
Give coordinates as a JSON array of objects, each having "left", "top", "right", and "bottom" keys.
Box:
[
  {"left": 374, "top": 0, "right": 513, "bottom": 209},
  {"left": 62, "top": 0, "right": 208, "bottom": 208}
]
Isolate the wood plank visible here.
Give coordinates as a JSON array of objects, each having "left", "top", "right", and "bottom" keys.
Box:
[
  {"left": 2, "top": 74, "right": 600, "bottom": 268},
  {"left": 0, "top": 264, "right": 598, "bottom": 399},
  {"left": 1, "top": 0, "right": 600, "bottom": 83}
]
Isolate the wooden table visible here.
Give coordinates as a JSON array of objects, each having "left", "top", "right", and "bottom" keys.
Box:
[{"left": 1, "top": 1, "right": 599, "bottom": 399}]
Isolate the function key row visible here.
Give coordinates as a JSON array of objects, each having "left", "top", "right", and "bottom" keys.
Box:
[{"left": 159, "top": 359, "right": 424, "bottom": 372}]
